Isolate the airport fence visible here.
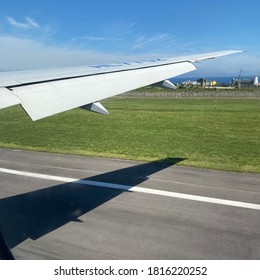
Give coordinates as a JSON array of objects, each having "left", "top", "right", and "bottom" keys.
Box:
[{"left": 119, "top": 90, "right": 260, "bottom": 98}]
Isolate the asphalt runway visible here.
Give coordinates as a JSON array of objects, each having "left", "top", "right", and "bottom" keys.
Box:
[{"left": 0, "top": 148, "right": 259, "bottom": 260}]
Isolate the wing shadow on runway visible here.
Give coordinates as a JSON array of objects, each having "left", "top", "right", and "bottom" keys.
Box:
[{"left": 0, "top": 157, "right": 184, "bottom": 255}]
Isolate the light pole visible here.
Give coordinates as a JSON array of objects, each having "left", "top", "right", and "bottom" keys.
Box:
[{"left": 238, "top": 68, "right": 243, "bottom": 88}]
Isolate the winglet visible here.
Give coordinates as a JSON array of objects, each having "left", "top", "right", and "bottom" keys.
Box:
[{"left": 81, "top": 102, "right": 109, "bottom": 115}]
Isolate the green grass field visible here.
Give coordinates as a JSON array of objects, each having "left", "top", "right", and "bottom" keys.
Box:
[{"left": 0, "top": 98, "right": 259, "bottom": 173}]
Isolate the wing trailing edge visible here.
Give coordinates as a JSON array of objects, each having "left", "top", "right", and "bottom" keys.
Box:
[
  {"left": 0, "top": 87, "right": 21, "bottom": 109},
  {"left": 10, "top": 61, "right": 196, "bottom": 120}
]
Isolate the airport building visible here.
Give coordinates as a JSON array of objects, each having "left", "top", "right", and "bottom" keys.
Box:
[
  {"left": 232, "top": 76, "right": 259, "bottom": 87},
  {"left": 179, "top": 76, "right": 259, "bottom": 88}
]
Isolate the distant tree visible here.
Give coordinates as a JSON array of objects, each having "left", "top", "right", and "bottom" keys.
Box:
[{"left": 196, "top": 78, "right": 205, "bottom": 86}]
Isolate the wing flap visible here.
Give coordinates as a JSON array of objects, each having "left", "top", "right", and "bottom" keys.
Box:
[
  {"left": 11, "top": 61, "right": 196, "bottom": 120},
  {"left": 0, "top": 87, "right": 21, "bottom": 109}
]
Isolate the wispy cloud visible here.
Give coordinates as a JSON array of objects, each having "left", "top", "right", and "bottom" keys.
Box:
[
  {"left": 81, "top": 36, "right": 122, "bottom": 41},
  {"left": 4, "top": 15, "right": 59, "bottom": 40},
  {"left": 67, "top": 20, "right": 137, "bottom": 52},
  {"left": 7, "top": 16, "right": 40, "bottom": 29},
  {"left": 133, "top": 33, "right": 171, "bottom": 49},
  {"left": 25, "top": 17, "right": 40, "bottom": 28},
  {"left": 104, "top": 20, "right": 137, "bottom": 38},
  {"left": 129, "top": 33, "right": 185, "bottom": 55}
]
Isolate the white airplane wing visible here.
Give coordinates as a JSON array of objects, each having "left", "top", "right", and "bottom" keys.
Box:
[{"left": 0, "top": 50, "right": 242, "bottom": 121}]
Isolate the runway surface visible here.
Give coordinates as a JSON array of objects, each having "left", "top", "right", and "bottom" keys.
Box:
[{"left": 0, "top": 148, "right": 259, "bottom": 260}]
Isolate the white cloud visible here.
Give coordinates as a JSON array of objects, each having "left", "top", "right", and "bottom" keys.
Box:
[
  {"left": 0, "top": 35, "right": 138, "bottom": 71},
  {"left": 7, "top": 16, "right": 40, "bottom": 29},
  {"left": 0, "top": 33, "right": 258, "bottom": 77}
]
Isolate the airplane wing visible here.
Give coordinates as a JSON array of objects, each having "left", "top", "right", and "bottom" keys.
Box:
[{"left": 0, "top": 50, "right": 242, "bottom": 121}]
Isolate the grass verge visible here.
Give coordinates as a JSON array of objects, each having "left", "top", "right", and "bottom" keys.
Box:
[{"left": 0, "top": 98, "right": 259, "bottom": 173}]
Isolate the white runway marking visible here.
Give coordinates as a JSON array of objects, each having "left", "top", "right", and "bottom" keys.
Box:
[{"left": 1, "top": 167, "right": 260, "bottom": 211}]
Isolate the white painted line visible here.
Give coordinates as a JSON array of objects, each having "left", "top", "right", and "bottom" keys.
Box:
[
  {"left": 0, "top": 159, "right": 100, "bottom": 175},
  {"left": 131, "top": 187, "right": 260, "bottom": 210},
  {"left": 152, "top": 177, "right": 260, "bottom": 195},
  {"left": 0, "top": 167, "right": 130, "bottom": 191},
  {"left": 1, "top": 167, "right": 260, "bottom": 211}
]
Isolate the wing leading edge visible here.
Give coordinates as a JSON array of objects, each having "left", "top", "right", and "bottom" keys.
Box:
[{"left": 0, "top": 50, "right": 243, "bottom": 121}]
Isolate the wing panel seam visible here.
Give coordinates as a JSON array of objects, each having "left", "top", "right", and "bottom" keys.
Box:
[{"left": 7, "top": 61, "right": 192, "bottom": 89}]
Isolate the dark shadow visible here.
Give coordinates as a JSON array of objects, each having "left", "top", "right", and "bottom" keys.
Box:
[
  {"left": 0, "top": 230, "right": 14, "bottom": 260},
  {"left": 85, "top": 158, "right": 185, "bottom": 187},
  {"left": 0, "top": 157, "right": 185, "bottom": 258}
]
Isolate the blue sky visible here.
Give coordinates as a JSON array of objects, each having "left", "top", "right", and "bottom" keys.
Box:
[{"left": 0, "top": 0, "right": 259, "bottom": 76}]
